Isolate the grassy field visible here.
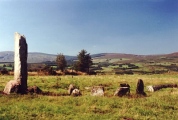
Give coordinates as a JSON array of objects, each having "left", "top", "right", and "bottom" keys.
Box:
[{"left": 0, "top": 74, "right": 178, "bottom": 120}]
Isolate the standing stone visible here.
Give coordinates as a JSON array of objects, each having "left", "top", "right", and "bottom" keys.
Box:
[
  {"left": 136, "top": 79, "right": 146, "bottom": 96},
  {"left": 14, "top": 32, "right": 28, "bottom": 94},
  {"left": 3, "top": 32, "right": 28, "bottom": 94}
]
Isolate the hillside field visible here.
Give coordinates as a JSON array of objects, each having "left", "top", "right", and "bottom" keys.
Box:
[
  {"left": 1, "top": 52, "right": 178, "bottom": 76},
  {"left": 0, "top": 74, "right": 178, "bottom": 120}
]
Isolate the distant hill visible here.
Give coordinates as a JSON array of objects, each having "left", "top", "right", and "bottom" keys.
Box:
[
  {"left": 91, "top": 52, "right": 178, "bottom": 64},
  {"left": 0, "top": 51, "right": 178, "bottom": 63},
  {"left": 0, "top": 51, "right": 75, "bottom": 63}
]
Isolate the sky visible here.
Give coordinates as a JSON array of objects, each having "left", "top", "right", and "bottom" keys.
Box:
[{"left": 0, "top": 0, "right": 178, "bottom": 56}]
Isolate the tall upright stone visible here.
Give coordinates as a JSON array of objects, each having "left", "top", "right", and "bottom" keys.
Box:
[
  {"left": 3, "top": 32, "right": 28, "bottom": 94},
  {"left": 14, "top": 32, "right": 28, "bottom": 94},
  {"left": 136, "top": 79, "right": 146, "bottom": 96}
]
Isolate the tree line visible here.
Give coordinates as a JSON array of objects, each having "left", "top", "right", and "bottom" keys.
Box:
[{"left": 56, "top": 49, "right": 93, "bottom": 74}]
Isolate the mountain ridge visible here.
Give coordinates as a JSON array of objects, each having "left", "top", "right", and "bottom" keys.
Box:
[
  {"left": 0, "top": 51, "right": 178, "bottom": 63},
  {"left": 0, "top": 51, "right": 75, "bottom": 63}
]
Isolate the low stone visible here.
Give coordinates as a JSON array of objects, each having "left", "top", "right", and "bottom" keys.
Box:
[
  {"left": 3, "top": 80, "right": 20, "bottom": 94},
  {"left": 91, "top": 86, "right": 104, "bottom": 96},
  {"left": 114, "top": 83, "right": 130, "bottom": 97},
  {"left": 68, "top": 84, "right": 75, "bottom": 95},
  {"left": 71, "top": 89, "right": 82, "bottom": 96},
  {"left": 27, "top": 86, "right": 42, "bottom": 94},
  {"left": 147, "top": 84, "right": 178, "bottom": 92},
  {"left": 146, "top": 85, "right": 154, "bottom": 92}
]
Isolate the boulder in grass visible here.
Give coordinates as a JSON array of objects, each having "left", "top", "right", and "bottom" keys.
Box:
[
  {"left": 27, "top": 86, "right": 43, "bottom": 94},
  {"left": 147, "top": 84, "right": 178, "bottom": 92},
  {"left": 3, "top": 80, "right": 20, "bottom": 94},
  {"left": 146, "top": 85, "right": 154, "bottom": 92},
  {"left": 91, "top": 86, "right": 104, "bottom": 96},
  {"left": 68, "top": 84, "right": 75, "bottom": 95},
  {"left": 114, "top": 83, "right": 130, "bottom": 97},
  {"left": 71, "top": 89, "right": 82, "bottom": 96}
]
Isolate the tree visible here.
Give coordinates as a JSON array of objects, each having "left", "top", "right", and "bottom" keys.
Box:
[
  {"left": 3, "top": 64, "right": 6, "bottom": 67},
  {"left": 75, "top": 49, "right": 92, "bottom": 73},
  {"left": 56, "top": 53, "right": 67, "bottom": 72}
]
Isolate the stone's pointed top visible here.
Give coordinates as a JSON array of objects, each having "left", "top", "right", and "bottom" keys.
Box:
[
  {"left": 14, "top": 32, "right": 26, "bottom": 39},
  {"left": 15, "top": 32, "right": 21, "bottom": 36}
]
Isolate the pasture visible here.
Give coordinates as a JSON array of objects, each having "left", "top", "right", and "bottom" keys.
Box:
[{"left": 0, "top": 74, "right": 178, "bottom": 120}]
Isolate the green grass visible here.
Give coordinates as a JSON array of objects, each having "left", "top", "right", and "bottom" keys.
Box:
[
  {"left": 0, "top": 74, "right": 178, "bottom": 120},
  {"left": 0, "top": 63, "right": 13, "bottom": 71},
  {"left": 93, "top": 58, "right": 130, "bottom": 64}
]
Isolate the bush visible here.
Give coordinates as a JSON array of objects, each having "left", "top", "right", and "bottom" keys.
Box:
[{"left": 0, "top": 68, "right": 9, "bottom": 75}]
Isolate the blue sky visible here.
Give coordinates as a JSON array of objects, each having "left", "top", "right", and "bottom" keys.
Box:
[{"left": 0, "top": 0, "right": 178, "bottom": 55}]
